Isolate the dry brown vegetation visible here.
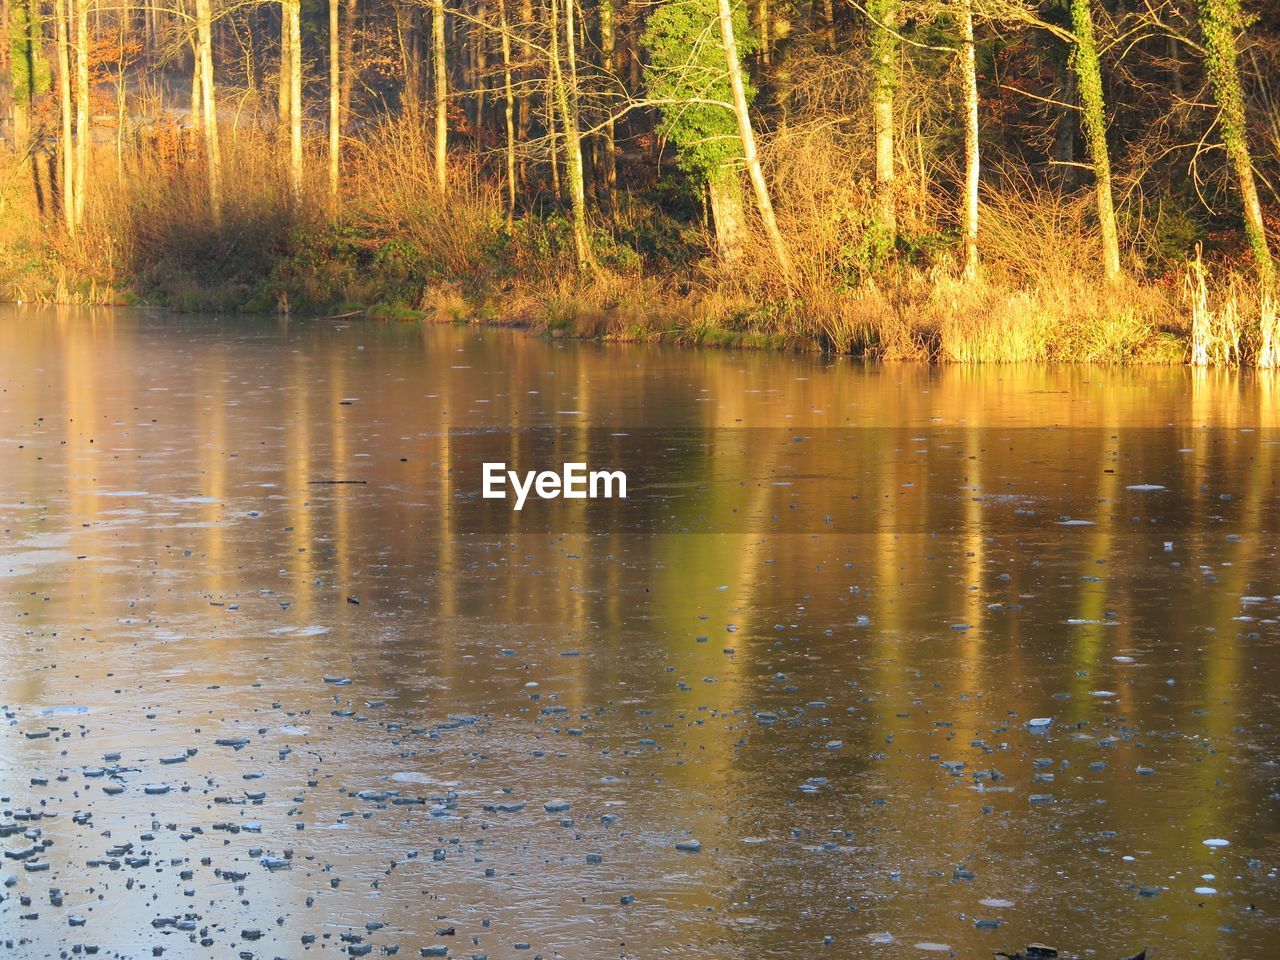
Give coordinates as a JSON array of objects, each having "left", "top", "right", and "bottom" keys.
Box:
[{"left": 2, "top": 0, "right": 1278, "bottom": 365}]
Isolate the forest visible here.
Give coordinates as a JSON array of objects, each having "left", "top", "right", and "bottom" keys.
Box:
[{"left": 0, "top": 0, "right": 1277, "bottom": 362}]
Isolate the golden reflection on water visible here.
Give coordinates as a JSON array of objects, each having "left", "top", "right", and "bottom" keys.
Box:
[{"left": 1, "top": 306, "right": 1278, "bottom": 959}]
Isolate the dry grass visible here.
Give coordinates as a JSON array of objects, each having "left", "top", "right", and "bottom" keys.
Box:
[
  {"left": 0, "top": 118, "right": 1264, "bottom": 367},
  {"left": 347, "top": 118, "right": 505, "bottom": 285},
  {"left": 1259, "top": 288, "right": 1279, "bottom": 369}
]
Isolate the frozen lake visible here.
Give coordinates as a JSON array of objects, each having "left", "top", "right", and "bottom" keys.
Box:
[{"left": 1, "top": 306, "right": 1277, "bottom": 958}]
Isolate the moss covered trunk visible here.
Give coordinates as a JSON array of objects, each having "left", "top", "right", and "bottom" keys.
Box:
[
  {"left": 1068, "top": 0, "right": 1121, "bottom": 281},
  {"left": 1196, "top": 0, "right": 1275, "bottom": 286}
]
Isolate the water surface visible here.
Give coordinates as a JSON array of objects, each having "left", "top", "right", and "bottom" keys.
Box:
[{"left": 1, "top": 306, "right": 1278, "bottom": 958}]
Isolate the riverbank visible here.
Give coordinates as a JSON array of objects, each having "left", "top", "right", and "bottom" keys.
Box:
[{"left": 0, "top": 137, "right": 1267, "bottom": 364}]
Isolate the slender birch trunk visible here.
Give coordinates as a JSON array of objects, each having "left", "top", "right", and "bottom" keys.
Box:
[
  {"left": 432, "top": 0, "right": 447, "bottom": 192},
  {"left": 716, "top": 0, "right": 791, "bottom": 277},
  {"left": 55, "top": 0, "right": 74, "bottom": 232},
  {"left": 73, "top": 0, "right": 89, "bottom": 228},
  {"left": 329, "top": 0, "right": 340, "bottom": 212},
  {"left": 196, "top": 0, "right": 223, "bottom": 225},
  {"left": 288, "top": 0, "right": 303, "bottom": 200},
  {"left": 499, "top": 0, "right": 517, "bottom": 220},
  {"left": 868, "top": 0, "right": 897, "bottom": 239},
  {"left": 1068, "top": 0, "right": 1122, "bottom": 280},
  {"left": 1196, "top": 0, "right": 1275, "bottom": 285},
  {"left": 960, "top": 0, "right": 979, "bottom": 278}
]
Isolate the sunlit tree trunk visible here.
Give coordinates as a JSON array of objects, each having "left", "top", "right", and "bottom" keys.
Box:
[
  {"left": 1068, "top": 0, "right": 1121, "bottom": 280},
  {"left": 329, "top": 0, "right": 340, "bottom": 212},
  {"left": 196, "top": 0, "right": 223, "bottom": 226},
  {"left": 189, "top": 21, "right": 203, "bottom": 133},
  {"left": 960, "top": 0, "right": 979, "bottom": 278},
  {"left": 499, "top": 0, "right": 517, "bottom": 220},
  {"left": 717, "top": 0, "right": 791, "bottom": 277},
  {"left": 708, "top": 164, "right": 745, "bottom": 262},
  {"left": 1196, "top": 0, "right": 1275, "bottom": 285},
  {"left": 288, "top": 0, "right": 303, "bottom": 200},
  {"left": 432, "top": 0, "right": 447, "bottom": 192},
  {"left": 278, "top": 0, "right": 290, "bottom": 135},
  {"left": 55, "top": 0, "right": 74, "bottom": 232},
  {"left": 868, "top": 0, "right": 897, "bottom": 239},
  {"left": 73, "top": 0, "right": 89, "bottom": 229},
  {"left": 550, "top": 0, "right": 592, "bottom": 269}
]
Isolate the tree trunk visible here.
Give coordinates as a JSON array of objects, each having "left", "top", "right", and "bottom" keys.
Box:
[
  {"left": 516, "top": 0, "right": 532, "bottom": 147},
  {"left": 393, "top": 2, "right": 421, "bottom": 119},
  {"left": 1196, "top": 0, "right": 1275, "bottom": 285},
  {"left": 55, "top": 0, "right": 74, "bottom": 232},
  {"left": 499, "top": 0, "right": 517, "bottom": 220},
  {"left": 596, "top": 0, "right": 617, "bottom": 213},
  {"left": 708, "top": 163, "right": 745, "bottom": 262},
  {"left": 473, "top": 0, "right": 487, "bottom": 131},
  {"left": 432, "top": 0, "right": 447, "bottom": 192},
  {"left": 329, "top": 0, "right": 340, "bottom": 212},
  {"left": 868, "top": 0, "right": 897, "bottom": 239},
  {"left": 820, "top": 0, "right": 835, "bottom": 52},
  {"left": 716, "top": 0, "right": 791, "bottom": 278},
  {"left": 960, "top": 0, "right": 979, "bottom": 279},
  {"left": 191, "top": 36, "right": 202, "bottom": 133},
  {"left": 1068, "top": 0, "right": 1122, "bottom": 281},
  {"left": 196, "top": 0, "right": 223, "bottom": 226},
  {"left": 278, "top": 0, "right": 290, "bottom": 134},
  {"left": 550, "top": 0, "right": 592, "bottom": 269},
  {"left": 340, "top": 0, "right": 357, "bottom": 132},
  {"left": 73, "top": 0, "right": 89, "bottom": 229},
  {"left": 288, "top": 0, "right": 303, "bottom": 200},
  {"left": 754, "top": 0, "right": 769, "bottom": 67}
]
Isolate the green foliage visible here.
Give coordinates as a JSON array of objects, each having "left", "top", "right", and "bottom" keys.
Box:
[
  {"left": 832, "top": 209, "right": 895, "bottom": 285},
  {"left": 8, "top": 0, "right": 51, "bottom": 105},
  {"left": 642, "top": 0, "right": 756, "bottom": 178}
]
